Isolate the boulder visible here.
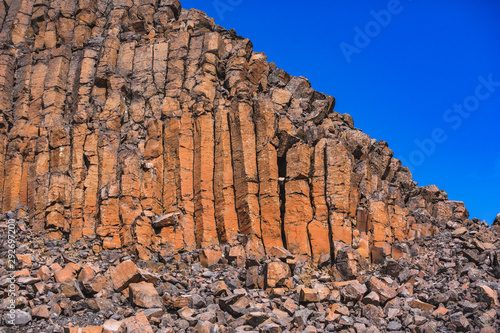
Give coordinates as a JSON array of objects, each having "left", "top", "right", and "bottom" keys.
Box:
[
  {"left": 129, "top": 282, "right": 162, "bottom": 308},
  {"left": 266, "top": 261, "right": 291, "bottom": 288},
  {"left": 110, "top": 261, "right": 142, "bottom": 292}
]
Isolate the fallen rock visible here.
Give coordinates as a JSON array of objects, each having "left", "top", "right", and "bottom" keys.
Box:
[
  {"left": 110, "top": 261, "right": 142, "bottom": 292},
  {"left": 408, "top": 299, "right": 435, "bottom": 311},
  {"left": 60, "top": 279, "right": 85, "bottom": 300},
  {"left": 341, "top": 281, "right": 367, "bottom": 302},
  {"left": 152, "top": 212, "right": 181, "bottom": 227},
  {"left": 367, "top": 276, "right": 397, "bottom": 304},
  {"left": 64, "top": 327, "right": 103, "bottom": 333},
  {"left": 32, "top": 305, "right": 50, "bottom": 319},
  {"left": 493, "top": 213, "right": 500, "bottom": 225},
  {"left": 3, "top": 310, "right": 32, "bottom": 326},
  {"left": 268, "top": 246, "right": 294, "bottom": 261},
  {"left": 199, "top": 248, "right": 222, "bottom": 267},
  {"left": 120, "top": 313, "right": 154, "bottom": 333},
  {"left": 129, "top": 282, "right": 162, "bottom": 308},
  {"left": 452, "top": 227, "right": 468, "bottom": 237},
  {"left": 479, "top": 284, "right": 500, "bottom": 308},
  {"left": 300, "top": 288, "right": 320, "bottom": 303},
  {"left": 335, "top": 247, "right": 368, "bottom": 280},
  {"left": 55, "top": 265, "right": 79, "bottom": 283},
  {"left": 266, "top": 261, "right": 291, "bottom": 288},
  {"left": 102, "top": 319, "right": 125, "bottom": 333}
]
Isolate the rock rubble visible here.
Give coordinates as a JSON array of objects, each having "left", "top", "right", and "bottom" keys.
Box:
[{"left": 1, "top": 208, "right": 500, "bottom": 332}]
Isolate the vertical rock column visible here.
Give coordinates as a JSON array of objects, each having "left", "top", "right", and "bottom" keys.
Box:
[
  {"left": 254, "top": 95, "right": 283, "bottom": 249},
  {"left": 13, "top": 53, "right": 36, "bottom": 221},
  {"left": 95, "top": 40, "right": 124, "bottom": 249},
  {"left": 226, "top": 38, "right": 264, "bottom": 257},
  {"left": 0, "top": 52, "right": 15, "bottom": 214},
  {"left": 140, "top": 40, "right": 170, "bottom": 255},
  {"left": 192, "top": 32, "right": 222, "bottom": 247},
  {"left": 161, "top": 32, "right": 188, "bottom": 252},
  {"left": 113, "top": 38, "right": 140, "bottom": 251},
  {"left": 326, "top": 140, "right": 354, "bottom": 248},
  {"left": 66, "top": 0, "right": 104, "bottom": 242},
  {"left": 132, "top": 42, "right": 156, "bottom": 259},
  {"left": 308, "top": 138, "right": 331, "bottom": 263},
  {"left": 69, "top": 49, "right": 90, "bottom": 243},
  {"left": 161, "top": 30, "right": 197, "bottom": 251},
  {"left": 44, "top": 47, "right": 72, "bottom": 240},
  {"left": 284, "top": 142, "right": 313, "bottom": 257},
  {"left": 10, "top": 0, "right": 35, "bottom": 46},
  {"left": 214, "top": 101, "right": 239, "bottom": 244},
  {"left": 177, "top": 32, "right": 199, "bottom": 251},
  {"left": 369, "top": 200, "right": 393, "bottom": 258},
  {"left": 78, "top": 49, "right": 100, "bottom": 242},
  {"left": 0, "top": 52, "right": 19, "bottom": 214}
]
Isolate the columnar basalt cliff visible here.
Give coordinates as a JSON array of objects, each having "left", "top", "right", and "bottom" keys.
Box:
[{"left": 0, "top": 0, "right": 470, "bottom": 263}]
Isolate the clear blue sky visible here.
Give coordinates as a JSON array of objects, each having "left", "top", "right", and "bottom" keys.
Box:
[{"left": 183, "top": 0, "right": 500, "bottom": 223}]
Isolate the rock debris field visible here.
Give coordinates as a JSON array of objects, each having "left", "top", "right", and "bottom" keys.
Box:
[{"left": 0, "top": 0, "right": 499, "bottom": 332}]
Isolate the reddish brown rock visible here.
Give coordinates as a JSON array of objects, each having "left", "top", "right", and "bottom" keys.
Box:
[
  {"left": 110, "top": 261, "right": 142, "bottom": 292},
  {"left": 268, "top": 246, "right": 294, "bottom": 261},
  {"left": 0, "top": 0, "right": 480, "bottom": 272},
  {"left": 55, "top": 266, "right": 78, "bottom": 283},
  {"left": 129, "top": 282, "right": 162, "bottom": 309},
  {"left": 299, "top": 288, "right": 321, "bottom": 303},
  {"left": 78, "top": 267, "right": 96, "bottom": 281},
  {"left": 479, "top": 285, "right": 500, "bottom": 308},
  {"left": 37, "top": 266, "right": 52, "bottom": 281},
  {"left": 120, "top": 313, "right": 154, "bottom": 333},
  {"left": 367, "top": 276, "right": 397, "bottom": 304},
  {"left": 32, "top": 305, "right": 50, "bottom": 319},
  {"left": 284, "top": 143, "right": 313, "bottom": 256},
  {"left": 200, "top": 248, "right": 222, "bottom": 267},
  {"left": 16, "top": 254, "right": 32, "bottom": 268},
  {"left": 266, "top": 261, "right": 291, "bottom": 288},
  {"left": 335, "top": 247, "right": 368, "bottom": 280},
  {"left": 408, "top": 299, "right": 435, "bottom": 312}
]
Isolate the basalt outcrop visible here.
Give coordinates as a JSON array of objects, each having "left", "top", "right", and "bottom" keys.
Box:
[{"left": 0, "top": 0, "right": 470, "bottom": 264}]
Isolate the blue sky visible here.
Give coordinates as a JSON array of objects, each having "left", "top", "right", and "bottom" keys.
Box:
[{"left": 183, "top": 0, "right": 500, "bottom": 223}]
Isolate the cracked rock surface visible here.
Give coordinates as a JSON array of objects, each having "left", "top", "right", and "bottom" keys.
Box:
[
  {"left": 0, "top": 0, "right": 472, "bottom": 262},
  {"left": 0, "top": 0, "right": 499, "bottom": 332}
]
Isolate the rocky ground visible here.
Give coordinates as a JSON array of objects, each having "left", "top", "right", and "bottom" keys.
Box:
[{"left": 1, "top": 208, "right": 499, "bottom": 333}]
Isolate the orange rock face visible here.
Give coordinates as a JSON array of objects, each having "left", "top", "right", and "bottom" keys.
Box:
[{"left": 0, "top": 0, "right": 470, "bottom": 264}]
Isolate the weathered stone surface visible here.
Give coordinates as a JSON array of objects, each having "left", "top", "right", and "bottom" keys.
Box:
[
  {"left": 335, "top": 247, "right": 368, "bottom": 280},
  {"left": 408, "top": 299, "right": 435, "bottom": 312},
  {"left": 32, "top": 305, "right": 50, "bottom": 319},
  {"left": 266, "top": 261, "right": 291, "bottom": 288},
  {"left": 341, "top": 281, "right": 367, "bottom": 302},
  {"left": 110, "top": 261, "right": 142, "bottom": 292},
  {"left": 367, "top": 276, "right": 397, "bottom": 304},
  {"left": 129, "top": 282, "right": 162, "bottom": 308},
  {"left": 3, "top": 310, "right": 32, "bottom": 326},
  {"left": 60, "top": 279, "right": 85, "bottom": 300},
  {"left": 55, "top": 265, "right": 79, "bottom": 283},
  {"left": 199, "top": 248, "right": 222, "bottom": 267},
  {"left": 0, "top": 2, "right": 498, "bottom": 332},
  {"left": 121, "top": 313, "right": 154, "bottom": 333},
  {"left": 102, "top": 319, "right": 124, "bottom": 333},
  {"left": 479, "top": 284, "right": 500, "bottom": 308},
  {"left": 494, "top": 213, "right": 500, "bottom": 225},
  {"left": 0, "top": 0, "right": 479, "bottom": 269}
]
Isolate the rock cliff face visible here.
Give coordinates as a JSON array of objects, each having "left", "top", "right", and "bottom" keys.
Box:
[{"left": 0, "top": 0, "right": 469, "bottom": 262}]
